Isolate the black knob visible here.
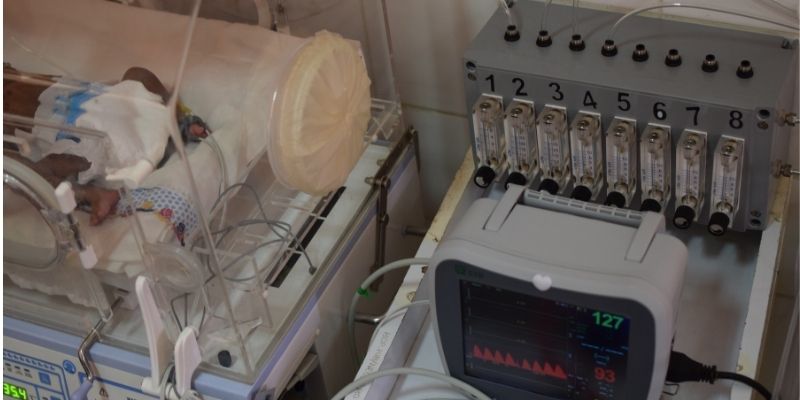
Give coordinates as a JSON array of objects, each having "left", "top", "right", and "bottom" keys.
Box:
[
  {"left": 505, "top": 24, "right": 521, "bottom": 42},
  {"left": 474, "top": 166, "right": 496, "bottom": 188},
  {"left": 218, "top": 350, "right": 233, "bottom": 368},
  {"left": 569, "top": 34, "right": 585, "bottom": 51},
  {"left": 702, "top": 54, "right": 719, "bottom": 72},
  {"left": 505, "top": 172, "right": 528, "bottom": 189},
  {"left": 604, "top": 191, "right": 626, "bottom": 208},
  {"left": 601, "top": 39, "right": 618, "bottom": 57},
  {"left": 538, "top": 178, "right": 559, "bottom": 195},
  {"left": 536, "top": 30, "right": 552, "bottom": 47},
  {"left": 673, "top": 205, "right": 696, "bottom": 229},
  {"left": 736, "top": 59, "right": 754, "bottom": 79},
  {"left": 665, "top": 49, "right": 682, "bottom": 67},
  {"left": 708, "top": 212, "right": 730, "bottom": 236},
  {"left": 632, "top": 43, "right": 649, "bottom": 62},
  {"left": 570, "top": 185, "right": 593, "bottom": 201},
  {"left": 640, "top": 199, "right": 662, "bottom": 213}
]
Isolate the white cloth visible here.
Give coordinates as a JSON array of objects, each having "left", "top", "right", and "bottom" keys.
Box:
[{"left": 34, "top": 78, "right": 172, "bottom": 184}]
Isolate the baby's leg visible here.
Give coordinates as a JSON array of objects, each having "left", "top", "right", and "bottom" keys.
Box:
[
  {"left": 3, "top": 65, "right": 55, "bottom": 119},
  {"left": 6, "top": 151, "right": 117, "bottom": 225},
  {"left": 4, "top": 151, "right": 65, "bottom": 187},
  {"left": 37, "top": 154, "right": 92, "bottom": 182}
]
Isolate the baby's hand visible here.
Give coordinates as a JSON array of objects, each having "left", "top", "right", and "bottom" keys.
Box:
[
  {"left": 83, "top": 187, "right": 120, "bottom": 226},
  {"left": 40, "top": 154, "right": 91, "bottom": 180},
  {"left": 189, "top": 122, "right": 208, "bottom": 139}
]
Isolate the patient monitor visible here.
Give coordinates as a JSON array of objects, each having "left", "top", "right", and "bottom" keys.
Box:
[{"left": 430, "top": 187, "right": 687, "bottom": 399}]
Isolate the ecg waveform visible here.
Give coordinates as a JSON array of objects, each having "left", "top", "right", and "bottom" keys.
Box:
[{"left": 472, "top": 345, "right": 568, "bottom": 380}]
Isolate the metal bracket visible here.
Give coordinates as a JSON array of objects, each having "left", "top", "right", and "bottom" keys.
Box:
[
  {"left": 354, "top": 312, "right": 385, "bottom": 326},
  {"left": 367, "top": 175, "right": 391, "bottom": 291},
  {"left": 365, "top": 128, "right": 418, "bottom": 291},
  {"left": 71, "top": 298, "right": 122, "bottom": 399}
]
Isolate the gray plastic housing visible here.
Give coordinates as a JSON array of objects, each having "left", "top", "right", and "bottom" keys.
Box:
[
  {"left": 430, "top": 188, "right": 688, "bottom": 400},
  {"left": 464, "top": 1, "right": 798, "bottom": 232}
]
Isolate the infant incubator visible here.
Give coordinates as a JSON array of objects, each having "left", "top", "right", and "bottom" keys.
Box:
[{"left": 3, "top": 0, "right": 411, "bottom": 398}]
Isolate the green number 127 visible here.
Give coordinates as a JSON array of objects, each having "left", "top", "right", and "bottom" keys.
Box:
[{"left": 592, "top": 311, "right": 624, "bottom": 330}]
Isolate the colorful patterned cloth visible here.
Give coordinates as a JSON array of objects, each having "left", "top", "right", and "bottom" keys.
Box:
[{"left": 116, "top": 187, "right": 198, "bottom": 246}]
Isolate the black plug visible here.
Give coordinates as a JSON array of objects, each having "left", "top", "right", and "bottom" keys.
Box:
[
  {"left": 666, "top": 351, "right": 773, "bottom": 399},
  {"left": 666, "top": 351, "right": 717, "bottom": 383}
]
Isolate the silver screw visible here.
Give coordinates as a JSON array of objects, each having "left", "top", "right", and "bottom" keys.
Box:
[
  {"left": 780, "top": 163, "right": 800, "bottom": 177},
  {"left": 649, "top": 130, "right": 662, "bottom": 142},
  {"left": 723, "top": 144, "right": 735, "bottom": 156},
  {"left": 785, "top": 113, "right": 799, "bottom": 127}
]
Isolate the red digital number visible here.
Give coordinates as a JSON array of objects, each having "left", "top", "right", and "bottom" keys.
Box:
[
  {"left": 605, "top": 370, "right": 616, "bottom": 383},
  {"left": 594, "top": 367, "right": 616, "bottom": 383},
  {"left": 594, "top": 367, "right": 605, "bottom": 380}
]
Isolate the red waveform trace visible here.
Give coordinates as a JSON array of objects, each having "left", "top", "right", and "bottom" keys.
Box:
[{"left": 472, "top": 344, "right": 568, "bottom": 381}]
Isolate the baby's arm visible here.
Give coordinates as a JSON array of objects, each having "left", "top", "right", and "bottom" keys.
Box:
[{"left": 6, "top": 150, "right": 119, "bottom": 225}]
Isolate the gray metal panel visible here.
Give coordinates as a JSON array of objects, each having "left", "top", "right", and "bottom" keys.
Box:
[
  {"left": 465, "top": 2, "right": 796, "bottom": 110},
  {"left": 463, "top": 1, "right": 798, "bottom": 232}
]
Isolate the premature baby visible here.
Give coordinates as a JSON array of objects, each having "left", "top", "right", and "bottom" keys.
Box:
[{"left": 4, "top": 65, "right": 209, "bottom": 226}]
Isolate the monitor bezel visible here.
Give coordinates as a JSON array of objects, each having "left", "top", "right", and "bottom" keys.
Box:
[{"left": 435, "top": 258, "right": 656, "bottom": 400}]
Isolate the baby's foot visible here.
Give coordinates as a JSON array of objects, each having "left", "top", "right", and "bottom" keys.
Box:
[{"left": 85, "top": 188, "right": 121, "bottom": 226}]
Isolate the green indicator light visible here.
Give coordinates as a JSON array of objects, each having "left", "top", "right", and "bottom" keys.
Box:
[
  {"left": 357, "top": 287, "right": 369, "bottom": 297},
  {"left": 592, "top": 311, "right": 625, "bottom": 330},
  {"left": 3, "top": 382, "right": 29, "bottom": 400}
]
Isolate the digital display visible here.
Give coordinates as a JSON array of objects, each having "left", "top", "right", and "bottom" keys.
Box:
[
  {"left": 461, "top": 280, "right": 631, "bottom": 400},
  {"left": 3, "top": 383, "right": 28, "bottom": 400}
]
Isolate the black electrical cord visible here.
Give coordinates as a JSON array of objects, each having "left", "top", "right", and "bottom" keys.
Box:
[
  {"left": 716, "top": 372, "right": 772, "bottom": 399},
  {"left": 666, "top": 351, "right": 772, "bottom": 399}
]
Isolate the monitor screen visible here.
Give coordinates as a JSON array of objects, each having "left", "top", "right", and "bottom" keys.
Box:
[{"left": 460, "top": 280, "right": 631, "bottom": 400}]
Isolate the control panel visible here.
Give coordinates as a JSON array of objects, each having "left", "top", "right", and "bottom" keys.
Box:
[
  {"left": 3, "top": 350, "right": 67, "bottom": 400},
  {"left": 464, "top": 1, "right": 798, "bottom": 235},
  {"left": 4, "top": 338, "right": 156, "bottom": 400}
]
